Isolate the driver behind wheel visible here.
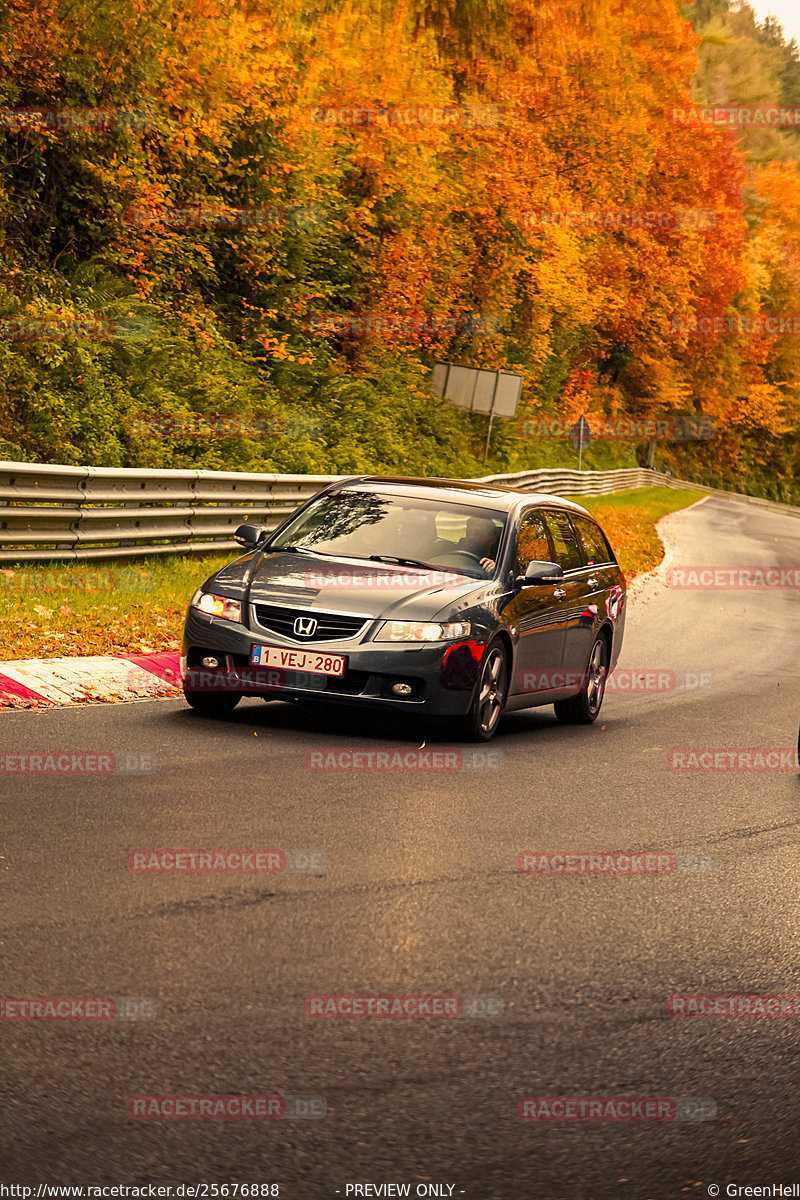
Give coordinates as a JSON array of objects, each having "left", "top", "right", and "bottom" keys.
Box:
[{"left": 458, "top": 517, "right": 500, "bottom": 573}]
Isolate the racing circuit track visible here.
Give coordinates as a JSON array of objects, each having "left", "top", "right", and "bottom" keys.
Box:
[{"left": 3, "top": 495, "right": 800, "bottom": 1197}]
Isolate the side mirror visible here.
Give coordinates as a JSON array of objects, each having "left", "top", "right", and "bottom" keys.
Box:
[
  {"left": 234, "top": 523, "right": 267, "bottom": 549},
  {"left": 515, "top": 560, "right": 564, "bottom": 588}
]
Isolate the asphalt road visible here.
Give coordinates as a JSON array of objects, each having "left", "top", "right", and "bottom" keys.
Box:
[{"left": 3, "top": 494, "right": 800, "bottom": 1198}]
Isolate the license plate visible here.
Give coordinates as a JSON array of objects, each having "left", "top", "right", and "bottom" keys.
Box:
[{"left": 250, "top": 643, "right": 346, "bottom": 676}]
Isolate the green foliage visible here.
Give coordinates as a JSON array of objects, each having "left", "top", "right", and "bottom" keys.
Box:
[{"left": 0, "top": 0, "right": 798, "bottom": 496}]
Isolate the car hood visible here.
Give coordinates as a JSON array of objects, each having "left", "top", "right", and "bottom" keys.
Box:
[{"left": 211, "top": 551, "right": 492, "bottom": 620}]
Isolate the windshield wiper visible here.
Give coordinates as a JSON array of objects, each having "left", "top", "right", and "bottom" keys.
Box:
[{"left": 367, "top": 555, "right": 434, "bottom": 569}]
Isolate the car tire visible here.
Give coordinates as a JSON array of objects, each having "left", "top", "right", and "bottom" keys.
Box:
[
  {"left": 553, "top": 634, "right": 609, "bottom": 725},
  {"left": 455, "top": 637, "right": 509, "bottom": 742},
  {"left": 183, "top": 688, "right": 242, "bottom": 716}
]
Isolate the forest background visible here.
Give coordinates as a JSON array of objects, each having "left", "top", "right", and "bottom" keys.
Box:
[{"left": 1, "top": 0, "right": 799, "bottom": 500}]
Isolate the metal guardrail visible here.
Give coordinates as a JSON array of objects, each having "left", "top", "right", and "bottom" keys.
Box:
[
  {"left": 476, "top": 466, "right": 683, "bottom": 496},
  {"left": 0, "top": 459, "right": 791, "bottom": 563},
  {"left": 0, "top": 463, "right": 341, "bottom": 563}
]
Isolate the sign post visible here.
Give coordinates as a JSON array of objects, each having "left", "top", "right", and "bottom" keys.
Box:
[
  {"left": 571, "top": 415, "right": 592, "bottom": 470},
  {"left": 430, "top": 363, "right": 523, "bottom": 464}
]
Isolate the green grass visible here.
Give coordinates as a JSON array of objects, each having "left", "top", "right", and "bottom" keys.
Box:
[
  {"left": 576, "top": 487, "right": 703, "bottom": 578},
  {"left": 0, "top": 487, "right": 705, "bottom": 661},
  {"left": 579, "top": 486, "right": 703, "bottom": 519},
  {"left": 0, "top": 552, "right": 232, "bottom": 660}
]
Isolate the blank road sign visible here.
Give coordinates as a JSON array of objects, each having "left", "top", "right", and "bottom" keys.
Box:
[
  {"left": 430, "top": 363, "right": 449, "bottom": 399},
  {"left": 443, "top": 365, "right": 477, "bottom": 409},
  {"left": 430, "top": 363, "right": 523, "bottom": 418},
  {"left": 493, "top": 372, "right": 523, "bottom": 417},
  {"left": 471, "top": 369, "right": 498, "bottom": 414}
]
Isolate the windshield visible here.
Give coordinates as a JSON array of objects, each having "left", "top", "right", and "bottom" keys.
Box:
[{"left": 269, "top": 488, "right": 507, "bottom": 580}]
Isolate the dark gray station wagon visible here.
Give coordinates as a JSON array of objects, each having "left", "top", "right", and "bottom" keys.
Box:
[{"left": 182, "top": 477, "right": 626, "bottom": 740}]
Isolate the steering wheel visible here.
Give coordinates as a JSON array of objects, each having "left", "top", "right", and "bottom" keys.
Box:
[{"left": 433, "top": 551, "right": 485, "bottom": 571}]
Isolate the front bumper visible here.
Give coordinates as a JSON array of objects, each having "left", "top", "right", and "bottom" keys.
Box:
[{"left": 182, "top": 607, "right": 487, "bottom": 717}]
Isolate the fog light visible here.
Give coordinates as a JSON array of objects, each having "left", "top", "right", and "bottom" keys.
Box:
[
  {"left": 391, "top": 681, "right": 413, "bottom": 696},
  {"left": 201, "top": 655, "right": 221, "bottom": 669}
]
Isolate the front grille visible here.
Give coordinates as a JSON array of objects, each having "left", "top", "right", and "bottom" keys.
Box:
[{"left": 253, "top": 603, "right": 369, "bottom": 642}]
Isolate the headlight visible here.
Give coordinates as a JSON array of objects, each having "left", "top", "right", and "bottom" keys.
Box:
[
  {"left": 190, "top": 590, "right": 242, "bottom": 622},
  {"left": 374, "top": 620, "right": 471, "bottom": 642}
]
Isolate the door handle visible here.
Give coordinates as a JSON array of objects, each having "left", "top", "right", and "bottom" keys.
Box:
[
  {"left": 587, "top": 577, "right": 599, "bottom": 589},
  {"left": 553, "top": 587, "right": 566, "bottom": 599}
]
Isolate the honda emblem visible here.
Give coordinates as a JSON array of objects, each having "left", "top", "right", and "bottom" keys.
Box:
[{"left": 293, "top": 615, "right": 318, "bottom": 638}]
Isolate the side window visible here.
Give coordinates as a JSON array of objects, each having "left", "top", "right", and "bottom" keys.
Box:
[
  {"left": 572, "top": 516, "right": 614, "bottom": 566},
  {"left": 515, "top": 509, "right": 552, "bottom": 575},
  {"left": 542, "top": 510, "right": 584, "bottom": 572}
]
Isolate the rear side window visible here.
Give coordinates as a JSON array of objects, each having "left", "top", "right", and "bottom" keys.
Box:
[
  {"left": 542, "top": 510, "right": 584, "bottom": 572},
  {"left": 572, "top": 516, "right": 615, "bottom": 566}
]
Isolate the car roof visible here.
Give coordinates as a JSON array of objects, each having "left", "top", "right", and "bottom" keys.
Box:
[{"left": 331, "top": 475, "right": 593, "bottom": 518}]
